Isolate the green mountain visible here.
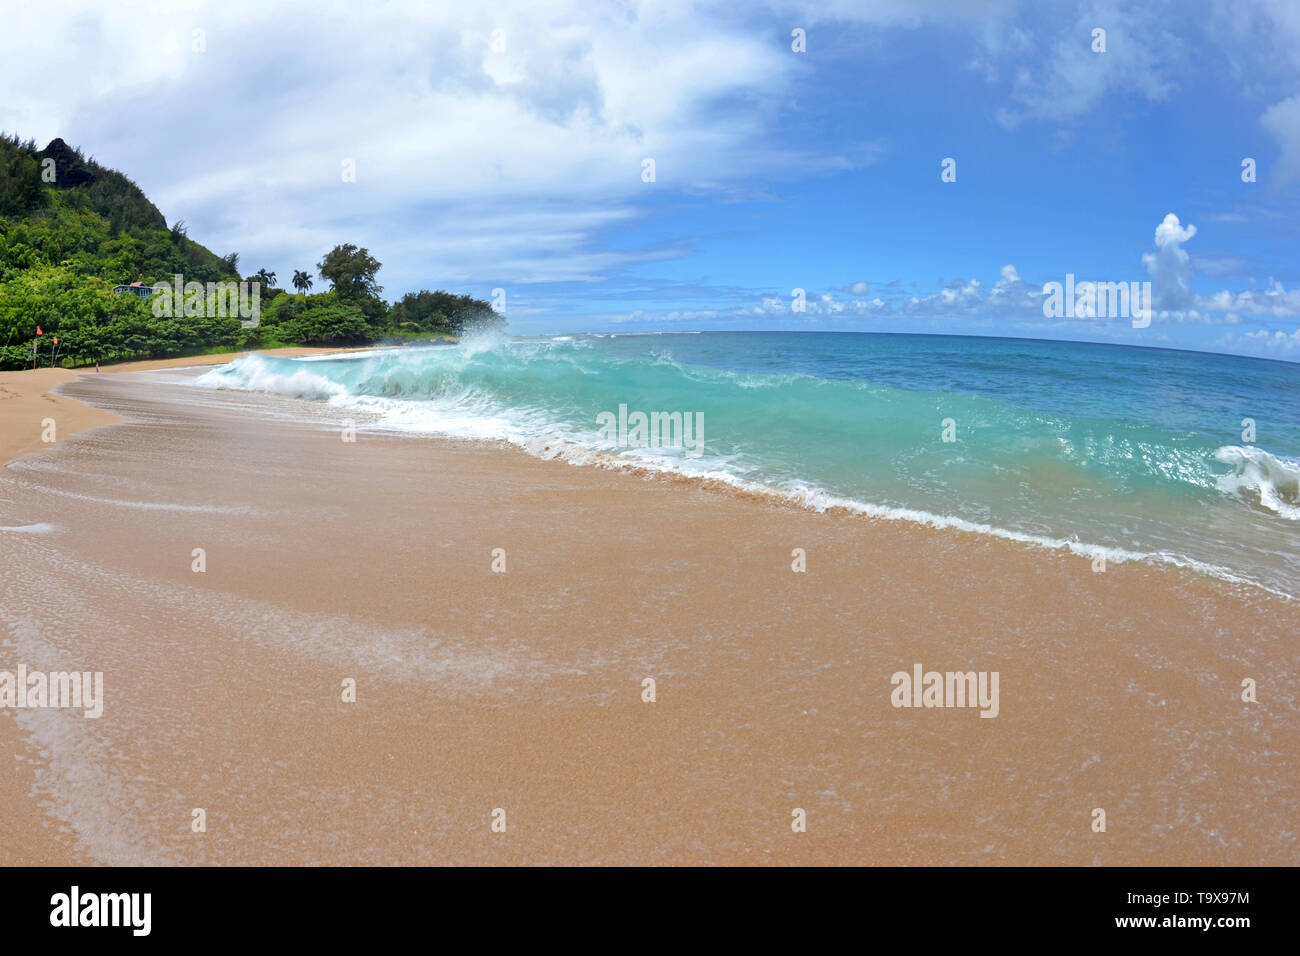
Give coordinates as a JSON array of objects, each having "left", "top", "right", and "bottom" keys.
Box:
[{"left": 0, "top": 133, "right": 500, "bottom": 370}]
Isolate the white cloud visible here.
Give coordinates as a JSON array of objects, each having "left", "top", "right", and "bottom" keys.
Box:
[
  {"left": 1196, "top": 279, "right": 1300, "bottom": 318},
  {"left": 760, "top": 270, "right": 1027, "bottom": 320},
  {"left": 992, "top": 1, "right": 1185, "bottom": 129},
  {"left": 987, "top": 263, "right": 1042, "bottom": 309},
  {"left": 1142, "top": 213, "right": 1197, "bottom": 309},
  {"left": 1261, "top": 94, "right": 1300, "bottom": 183},
  {"left": 1217, "top": 326, "right": 1300, "bottom": 359},
  {"left": 0, "top": 0, "right": 875, "bottom": 291},
  {"left": 4, "top": 0, "right": 1297, "bottom": 345}
]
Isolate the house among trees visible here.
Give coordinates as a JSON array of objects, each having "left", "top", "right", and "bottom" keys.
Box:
[{"left": 112, "top": 281, "right": 165, "bottom": 299}]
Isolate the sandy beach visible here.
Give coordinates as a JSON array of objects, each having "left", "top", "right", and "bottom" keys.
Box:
[
  {"left": 0, "top": 348, "right": 374, "bottom": 466},
  {"left": 1, "top": 361, "right": 1297, "bottom": 866}
]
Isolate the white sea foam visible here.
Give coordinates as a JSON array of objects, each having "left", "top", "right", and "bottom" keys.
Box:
[
  {"left": 196, "top": 358, "right": 349, "bottom": 402},
  {"left": 1214, "top": 445, "right": 1300, "bottom": 520},
  {"left": 11, "top": 483, "right": 253, "bottom": 514},
  {"left": 0, "top": 522, "right": 59, "bottom": 533}
]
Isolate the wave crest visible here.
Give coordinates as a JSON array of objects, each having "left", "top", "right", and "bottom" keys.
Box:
[{"left": 1214, "top": 445, "right": 1300, "bottom": 519}]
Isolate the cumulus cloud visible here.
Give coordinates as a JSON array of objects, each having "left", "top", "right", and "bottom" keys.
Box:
[
  {"left": 986, "top": 263, "right": 1043, "bottom": 309},
  {"left": 1217, "top": 327, "right": 1300, "bottom": 359},
  {"left": 762, "top": 268, "right": 1033, "bottom": 320},
  {"left": 932, "top": 278, "right": 982, "bottom": 306},
  {"left": 1196, "top": 279, "right": 1300, "bottom": 318},
  {"left": 1142, "top": 213, "right": 1197, "bottom": 309},
  {"left": 1127, "top": 213, "right": 1300, "bottom": 324}
]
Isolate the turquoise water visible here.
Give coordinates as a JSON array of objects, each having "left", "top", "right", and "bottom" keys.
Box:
[{"left": 198, "top": 332, "right": 1300, "bottom": 597}]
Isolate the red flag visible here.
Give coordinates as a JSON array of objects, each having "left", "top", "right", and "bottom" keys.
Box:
[{"left": 36, "top": 326, "right": 42, "bottom": 335}]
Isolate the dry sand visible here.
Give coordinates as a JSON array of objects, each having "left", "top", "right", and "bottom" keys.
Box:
[{"left": 0, "top": 365, "right": 1296, "bottom": 865}]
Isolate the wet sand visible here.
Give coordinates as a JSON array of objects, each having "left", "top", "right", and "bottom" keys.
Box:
[
  {"left": 1, "top": 367, "right": 1296, "bottom": 865},
  {"left": 0, "top": 369, "right": 124, "bottom": 467},
  {"left": 0, "top": 348, "right": 377, "bottom": 466}
]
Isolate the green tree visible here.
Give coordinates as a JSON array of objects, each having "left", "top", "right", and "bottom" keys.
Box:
[
  {"left": 0, "top": 144, "right": 45, "bottom": 217},
  {"left": 390, "top": 289, "right": 503, "bottom": 335},
  {"left": 280, "top": 297, "right": 371, "bottom": 345},
  {"left": 317, "top": 244, "right": 382, "bottom": 301},
  {"left": 0, "top": 135, "right": 506, "bottom": 369}
]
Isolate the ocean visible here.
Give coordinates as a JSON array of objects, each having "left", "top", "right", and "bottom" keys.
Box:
[{"left": 196, "top": 331, "right": 1300, "bottom": 598}]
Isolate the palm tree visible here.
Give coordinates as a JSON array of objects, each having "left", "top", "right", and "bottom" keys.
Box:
[
  {"left": 253, "top": 268, "right": 276, "bottom": 287},
  {"left": 292, "top": 269, "right": 314, "bottom": 295}
]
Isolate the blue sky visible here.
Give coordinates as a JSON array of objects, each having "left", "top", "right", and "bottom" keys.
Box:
[{"left": 3, "top": 0, "right": 1300, "bottom": 359}]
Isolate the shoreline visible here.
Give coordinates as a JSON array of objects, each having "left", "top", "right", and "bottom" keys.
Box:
[
  {"left": 5, "top": 343, "right": 1294, "bottom": 604},
  {"left": 491, "top": 441, "right": 1297, "bottom": 604},
  {"left": 0, "top": 346, "right": 381, "bottom": 467},
  {"left": 8, "top": 351, "right": 1286, "bottom": 602},
  {"left": 1, "top": 367, "right": 1296, "bottom": 864}
]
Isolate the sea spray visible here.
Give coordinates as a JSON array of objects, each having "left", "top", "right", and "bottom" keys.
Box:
[{"left": 1213, "top": 445, "right": 1300, "bottom": 519}]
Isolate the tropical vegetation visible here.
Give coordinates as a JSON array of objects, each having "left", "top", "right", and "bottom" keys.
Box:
[{"left": 0, "top": 133, "right": 503, "bottom": 370}]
